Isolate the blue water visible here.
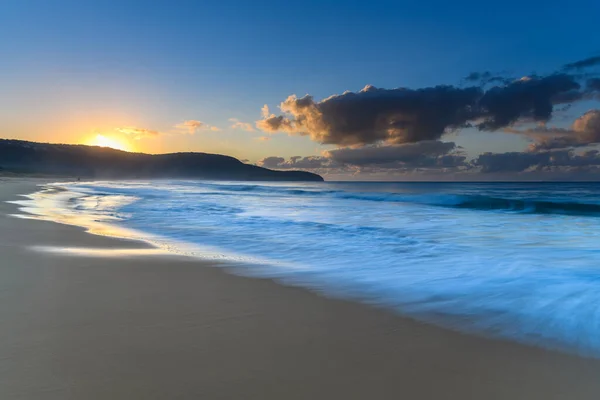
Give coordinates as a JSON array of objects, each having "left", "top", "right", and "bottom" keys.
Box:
[{"left": 43, "top": 180, "right": 600, "bottom": 356}]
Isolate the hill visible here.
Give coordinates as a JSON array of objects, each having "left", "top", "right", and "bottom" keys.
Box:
[{"left": 0, "top": 139, "right": 323, "bottom": 181}]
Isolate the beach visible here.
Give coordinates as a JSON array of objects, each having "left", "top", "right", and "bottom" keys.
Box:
[{"left": 3, "top": 178, "right": 600, "bottom": 399}]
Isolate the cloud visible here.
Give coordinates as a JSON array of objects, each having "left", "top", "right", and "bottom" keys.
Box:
[
  {"left": 229, "top": 118, "right": 255, "bottom": 132},
  {"left": 262, "top": 145, "right": 600, "bottom": 178},
  {"left": 256, "top": 78, "right": 586, "bottom": 146},
  {"left": 254, "top": 136, "right": 271, "bottom": 142},
  {"left": 115, "top": 127, "right": 160, "bottom": 140},
  {"left": 463, "top": 71, "right": 512, "bottom": 86},
  {"left": 464, "top": 71, "right": 492, "bottom": 82},
  {"left": 573, "top": 110, "right": 600, "bottom": 134},
  {"left": 175, "top": 120, "right": 221, "bottom": 134},
  {"left": 176, "top": 120, "right": 203, "bottom": 133},
  {"left": 476, "top": 74, "right": 580, "bottom": 130},
  {"left": 253, "top": 55, "right": 600, "bottom": 177},
  {"left": 114, "top": 121, "right": 222, "bottom": 139},
  {"left": 474, "top": 149, "right": 600, "bottom": 174},
  {"left": 563, "top": 56, "right": 600, "bottom": 71},
  {"left": 588, "top": 78, "right": 600, "bottom": 92},
  {"left": 509, "top": 110, "right": 600, "bottom": 151},
  {"left": 259, "top": 141, "right": 466, "bottom": 174},
  {"left": 257, "top": 56, "right": 600, "bottom": 151},
  {"left": 257, "top": 156, "right": 285, "bottom": 168},
  {"left": 326, "top": 140, "right": 465, "bottom": 168},
  {"left": 257, "top": 85, "right": 482, "bottom": 146},
  {"left": 261, "top": 104, "right": 271, "bottom": 119},
  {"left": 264, "top": 147, "right": 600, "bottom": 177},
  {"left": 474, "top": 151, "right": 554, "bottom": 173},
  {"left": 258, "top": 155, "right": 331, "bottom": 170},
  {"left": 543, "top": 110, "right": 600, "bottom": 150}
]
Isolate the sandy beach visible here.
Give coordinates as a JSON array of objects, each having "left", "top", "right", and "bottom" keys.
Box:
[{"left": 2, "top": 178, "right": 600, "bottom": 399}]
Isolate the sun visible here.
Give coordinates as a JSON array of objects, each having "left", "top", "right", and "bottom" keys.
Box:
[{"left": 89, "top": 134, "right": 131, "bottom": 152}]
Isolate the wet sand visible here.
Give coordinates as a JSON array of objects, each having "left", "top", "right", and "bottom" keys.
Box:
[{"left": 2, "top": 178, "right": 600, "bottom": 399}]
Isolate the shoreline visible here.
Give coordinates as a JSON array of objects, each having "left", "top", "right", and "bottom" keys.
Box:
[
  {"left": 10, "top": 181, "right": 296, "bottom": 267},
  {"left": 3, "top": 178, "right": 600, "bottom": 399}
]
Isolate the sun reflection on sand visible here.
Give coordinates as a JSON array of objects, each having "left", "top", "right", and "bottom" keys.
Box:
[
  {"left": 9, "top": 185, "right": 178, "bottom": 258},
  {"left": 8, "top": 185, "right": 143, "bottom": 240},
  {"left": 30, "top": 245, "right": 169, "bottom": 258}
]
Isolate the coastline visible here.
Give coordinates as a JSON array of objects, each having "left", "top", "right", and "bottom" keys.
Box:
[{"left": 3, "top": 178, "right": 600, "bottom": 399}]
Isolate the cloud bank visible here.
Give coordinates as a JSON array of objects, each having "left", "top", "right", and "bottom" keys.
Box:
[
  {"left": 257, "top": 85, "right": 481, "bottom": 146},
  {"left": 473, "top": 149, "right": 600, "bottom": 174},
  {"left": 326, "top": 140, "right": 465, "bottom": 168},
  {"left": 563, "top": 56, "right": 600, "bottom": 71},
  {"left": 525, "top": 110, "right": 600, "bottom": 151},
  {"left": 257, "top": 74, "right": 593, "bottom": 146},
  {"left": 256, "top": 55, "right": 600, "bottom": 178}
]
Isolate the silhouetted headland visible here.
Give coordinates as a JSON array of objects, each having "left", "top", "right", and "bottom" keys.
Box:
[{"left": 0, "top": 139, "right": 323, "bottom": 181}]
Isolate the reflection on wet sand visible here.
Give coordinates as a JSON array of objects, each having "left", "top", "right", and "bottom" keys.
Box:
[
  {"left": 8, "top": 184, "right": 144, "bottom": 241},
  {"left": 30, "top": 245, "right": 170, "bottom": 258}
]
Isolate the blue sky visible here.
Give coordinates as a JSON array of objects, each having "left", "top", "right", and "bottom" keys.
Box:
[{"left": 1, "top": 0, "right": 600, "bottom": 179}]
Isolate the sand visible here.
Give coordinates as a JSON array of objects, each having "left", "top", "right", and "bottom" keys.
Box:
[{"left": 2, "top": 178, "right": 600, "bottom": 399}]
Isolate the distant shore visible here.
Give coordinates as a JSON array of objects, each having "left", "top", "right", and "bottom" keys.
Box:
[{"left": 3, "top": 178, "right": 600, "bottom": 399}]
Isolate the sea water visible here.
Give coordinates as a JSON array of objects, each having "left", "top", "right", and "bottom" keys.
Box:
[{"left": 18, "top": 180, "right": 600, "bottom": 356}]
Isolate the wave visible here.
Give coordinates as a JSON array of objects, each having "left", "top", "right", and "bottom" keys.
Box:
[
  {"left": 446, "top": 196, "right": 600, "bottom": 215},
  {"left": 331, "top": 192, "right": 600, "bottom": 216},
  {"left": 70, "top": 181, "right": 600, "bottom": 217}
]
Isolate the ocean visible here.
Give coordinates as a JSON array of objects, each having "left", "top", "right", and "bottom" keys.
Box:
[{"left": 17, "top": 180, "right": 600, "bottom": 357}]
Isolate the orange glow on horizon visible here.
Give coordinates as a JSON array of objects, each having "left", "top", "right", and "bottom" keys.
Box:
[{"left": 88, "top": 134, "right": 131, "bottom": 152}]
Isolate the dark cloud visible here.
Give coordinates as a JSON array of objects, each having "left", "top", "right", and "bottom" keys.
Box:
[
  {"left": 260, "top": 141, "right": 467, "bottom": 174},
  {"left": 257, "top": 86, "right": 481, "bottom": 146},
  {"left": 487, "top": 76, "right": 513, "bottom": 85},
  {"left": 550, "top": 89, "right": 585, "bottom": 105},
  {"left": 464, "top": 71, "right": 492, "bottom": 82},
  {"left": 258, "top": 64, "right": 592, "bottom": 146},
  {"left": 563, "top": 56, "right": 600, "bottom": 71},
  {"left": 257, "top": 85, "right": 481, "bottom": 146},
  {"left": 326, "top": 140, "right": 464, "bottom": 168},
  {"left": 263, "top": 144, "right": 600, "bottom": 177},
  {"left": 588, "top": 78, "right": 600, "bottom": 92},
  {"left": 474, "top": 151, "right": 557, "bottom": 173},
  {"left": 476, "top": 74, "right": 580, "bottom": 130},
  {"left": 463, "top": 71, "right": 512, "bottom": 86},
  {"left": 474, "top": 149, "right": 600, "bottom": 173}
]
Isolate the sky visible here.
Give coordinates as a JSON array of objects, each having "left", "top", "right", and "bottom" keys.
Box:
[{"left": 2, "top": 0, "right": 600, "bottom": 180}]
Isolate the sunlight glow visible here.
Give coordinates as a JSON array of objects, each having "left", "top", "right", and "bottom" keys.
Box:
[{"left": 89, "top": 134, "right": 130, "bottom": 151}]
